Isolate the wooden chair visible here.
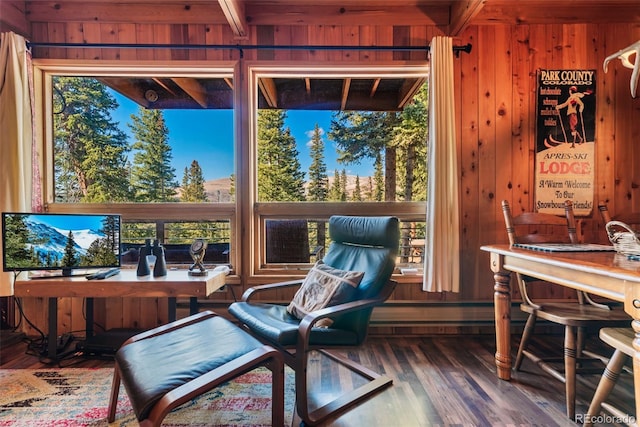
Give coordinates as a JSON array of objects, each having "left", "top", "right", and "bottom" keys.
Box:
[
  {"left": 598, "top": 200, "right": 640, "bottom": 231},
  {"left": 584, "top": 327, "right": 635, "bottom": 426},
  {"left": 501, "top": 200, "right": 631, "bottom": 420}
]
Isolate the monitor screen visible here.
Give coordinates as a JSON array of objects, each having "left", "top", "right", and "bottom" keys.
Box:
[{"left": 2, "top": 212, "right": 121, "bottom": 276}]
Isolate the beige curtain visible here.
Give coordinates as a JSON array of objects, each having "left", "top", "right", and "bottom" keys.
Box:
[
  {"left": 424, "top": 36, "right": 460, "bottom": 293},
  {"left": 0, "top": 32, "right": 38, "bottom": 296}
]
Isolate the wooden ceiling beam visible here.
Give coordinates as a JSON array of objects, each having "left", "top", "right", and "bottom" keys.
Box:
[
  {"left": 370, "top": 78, "right": 381, "bottom": 98},
  {"left": 472, "top": 1, "right": 640, "bottom": 25},
  {"left": 448, "top": 0, "right": 486, "bottom": 36},
  {"left": 0, "top": 1, "right": 30, "bottom": 37},
  {"left": 151, "top": 78, "right": 177, "bottom": 97},
  {"left": 97, "top": 77, "right": 152, "bottom": 108},
  {"left": 397, "top": 78, "right": 426, "bottom": 109},
  {"left": 23, "top": 2, "right": 229, "bottom": 24},
  {"left": 341, "top": 78, "right": 352, "bottom": 111},
  {"left": 243, "top": 4, "right": 448, "bottom": 26},
  {"left": 258, "top": 77, "right": 278, "bottom": 108},
  {"left": 218, "top": 0, "right": 249, "bottom": 39},
  {"left": 173, "top": 78, "right": 209, "bottom": 108}
]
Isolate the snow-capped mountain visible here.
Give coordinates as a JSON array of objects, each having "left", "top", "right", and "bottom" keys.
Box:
[{"left": 26, "top": 218, "right": 105, "bottom": 264}]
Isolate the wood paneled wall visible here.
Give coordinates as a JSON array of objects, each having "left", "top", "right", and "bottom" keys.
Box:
[{"left": 14, "top": 17, "right": 640, "bottom": 335}]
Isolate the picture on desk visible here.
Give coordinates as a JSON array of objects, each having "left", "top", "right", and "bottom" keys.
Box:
[{"left": 2, "top": 212, "right": 121, "bottom": 276}]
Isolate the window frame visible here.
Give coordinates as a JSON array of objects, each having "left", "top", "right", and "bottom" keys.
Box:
[
  {"left": 32, "top": 59, "right": 429, "bottom": 283},
  {"left": 33, "top": 60, "right": 239, "bottom": 273},
  {"left": 245, "top": 62, "right": 429, "bottom": 277}
]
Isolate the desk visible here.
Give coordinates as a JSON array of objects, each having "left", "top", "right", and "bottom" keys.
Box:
[
  {"left": 14, "top": 269, "right": 226, "bottom": 359},
  {"left": 480, "top": 244, "right": 640, "bottom": 416}
]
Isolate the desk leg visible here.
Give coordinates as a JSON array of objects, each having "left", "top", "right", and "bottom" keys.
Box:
[
  {"left": 166, "top": 297, "right": 198, "bottom": 322},
  {"left": 490, "top": 252, "right": 512, "bottom": 380},
  {"left": 168, "top": 297, "right": 176, "bottom": 322},
  {"left": 86, "top": 298, "right": 94, "bottom": 338},
  {"left": 47, "top": 298, "right": 57, "bottom": 359},
  {"left": 633, "top": 319, "right": 640, "bottom": 423}
]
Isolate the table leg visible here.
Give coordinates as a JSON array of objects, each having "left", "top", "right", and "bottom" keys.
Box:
[
  {"left": 189, "top": 297, "right": 198, "bottom": 315},
  {"left": 47, "top": 297, "right": 57, "bottom": 359},
  {"left": 86, "top": 297, "right": 94, "bottom": 338},
  {"left": 168, "top": 297, "right": 176, "bottom": 322},
  {"left": 490, "top": 252, "right": 512, "bottom": 380},
  {"left": 633, "top": 319, "right": 640, "bottom": 424}
]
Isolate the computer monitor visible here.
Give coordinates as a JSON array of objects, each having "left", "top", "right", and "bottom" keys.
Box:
[{"left": 2, "top": 212, "right": 121, "bottom": 277}]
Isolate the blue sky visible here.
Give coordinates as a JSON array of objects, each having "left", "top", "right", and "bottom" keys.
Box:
[
  {"left": 108, "top": 91, "right": 374, "bottom": 181},
  {"left": 26, "top": 213, "right": 109, "bottom": 230}
]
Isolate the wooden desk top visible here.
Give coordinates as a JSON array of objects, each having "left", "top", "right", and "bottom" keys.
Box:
[
  {"left": 481, "top": 243, "right": 640, "bottom": 305},
  {"left": 14, "top": 268, "right": 227, "bottom": 298}
]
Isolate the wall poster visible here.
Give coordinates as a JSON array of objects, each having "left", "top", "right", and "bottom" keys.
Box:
[{"left": 535, "top": 69, "right": 596, "bottom": 216}]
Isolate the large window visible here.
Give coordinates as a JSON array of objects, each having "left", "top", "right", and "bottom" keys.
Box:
[
  {"left": 36, "top": 62, "right": 236, "bottom": 269},
  {"left": 249, "top": 66, "right": 429, "bottom": 273},
  {"left": 35, "top": 61, "right": 429, "bottom": 279}
]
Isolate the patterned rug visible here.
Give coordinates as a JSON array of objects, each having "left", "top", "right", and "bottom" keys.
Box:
[{"left": 0, "top": 367, "right": 295, "bottom": 426}]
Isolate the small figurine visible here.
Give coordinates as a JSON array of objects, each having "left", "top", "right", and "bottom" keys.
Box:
[
  {"left": 188, "top": 238, "right": 208, "bottom": 276},
  {"left": 152, "top": 239, "right": 167, "bottom": 277},
  {"left": 136, "top": 239, "right": 152, "bottom": 276}
]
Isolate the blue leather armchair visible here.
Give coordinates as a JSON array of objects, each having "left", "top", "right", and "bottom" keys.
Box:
[{"left": 229, "top": 215, "right": 399, "bottom": 425}]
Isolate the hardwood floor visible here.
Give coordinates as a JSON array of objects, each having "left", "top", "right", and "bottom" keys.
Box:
[{"left": 0, "top": 332, "right": 635, "bottom": 426}]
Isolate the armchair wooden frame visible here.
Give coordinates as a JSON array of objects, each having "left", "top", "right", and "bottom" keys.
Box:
[{"left": 236, "top": 278, "right": 397, "bottom": 426}]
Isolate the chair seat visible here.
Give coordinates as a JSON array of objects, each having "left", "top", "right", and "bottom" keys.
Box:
[
  {"left": 229, "top": 302, "right": 360, "bottom": 347},
  {"left": 520, "top": 302, "right": 631, "bottom": 326},
  {"left": 600, "top": 327, "right": 635, "bottom": 356},
  {"left": 584, "top": 327, "right": 635, "bottom": 426}
]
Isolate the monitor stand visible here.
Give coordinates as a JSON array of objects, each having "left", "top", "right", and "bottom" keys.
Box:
[{"left": 27, "top": 269, "right": 91, "bottom": 279}]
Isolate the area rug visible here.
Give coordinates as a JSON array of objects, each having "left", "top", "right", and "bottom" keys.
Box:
[{"left": 0, "top": 367, "right": 295, "bottom": 426}]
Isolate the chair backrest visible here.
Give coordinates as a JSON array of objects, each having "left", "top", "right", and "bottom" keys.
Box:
[
  {"left": 598, "top": 201, "right": 640, "bottom": 230},
  {"left": 321, "top": 215, "right": 399, "bottom": 339},
  {"left": 502, "top": 200, "right": 578, "bottom": 246},
  {"left": 501, "top": 200, "right": 578, "bottom": 306}
]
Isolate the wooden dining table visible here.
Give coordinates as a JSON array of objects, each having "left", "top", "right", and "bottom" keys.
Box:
[{"left": 480, "top": 244, "right": 640, "bottom": 415}]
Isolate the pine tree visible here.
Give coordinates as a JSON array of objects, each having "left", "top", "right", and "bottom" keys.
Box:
[
  {"left": 61, "top": 231, "right": 79, "bottom": 267},
  {"left": 365, "top": 176, "right": 374, "bottom": 201},
  {"left": 328, "top": 110, "right": 401, "bottom": 201},
  {"left": 129, "top": 107, "right": 179, "bottom": 202},
  {"left": 307, "top": 123, "right": 329, "bottom": 201},
  {"left": 340, "top": 169, "right": 347, "bottom": 202},
  {"left": 351, "top": 175, "right": 363, "bottom": 201},
  {"left": 394, "top": 83, "right": 428, "bottom": 202},
  {"left": 373, "top": 152, "right": 384, "bottom": 201},
  {"left": 101, "top": 215, "right": 120, "bottom": 256},
  {"left": 257, "top": 109, "right": 306, "bottom": 201},
  {"left": 329, "top": 169, "right": 342, "bottom": 201},
  {"left": 53, "top": 77, "right": 131, "bottom": 203},
  {"left": 3, "top": 214, "right": 32, "bottom": 269},
  {"left": 83, "top": 237, "right": 118, "bottom": 267},
  {"left": 181, "top": 160, "right": 208, "bottom": 202}
]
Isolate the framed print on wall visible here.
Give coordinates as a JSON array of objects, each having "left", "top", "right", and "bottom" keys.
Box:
[{"left": 535, "top": 69, "right": 596, "bottom": 216}]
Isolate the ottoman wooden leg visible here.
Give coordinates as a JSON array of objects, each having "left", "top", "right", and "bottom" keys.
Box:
[
  {"left": 108, "top": 363, "right": 122, "bottom": 423},
  {"left": 267, "top": 355, "right": 285, "bottom": 426}
]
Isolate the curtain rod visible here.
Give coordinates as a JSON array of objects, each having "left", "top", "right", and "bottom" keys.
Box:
[{"left": 26, "top": 42, "right": 472, "bottom": 58}]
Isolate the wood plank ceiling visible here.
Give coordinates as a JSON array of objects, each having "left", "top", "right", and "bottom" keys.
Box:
[{"left": 7, "top": 0, "right": 639, "bottom": 110}]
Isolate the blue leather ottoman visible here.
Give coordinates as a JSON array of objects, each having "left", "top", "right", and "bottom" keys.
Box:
[{"left": 107, "top": 311, "right": 284, "bottom": 426}]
